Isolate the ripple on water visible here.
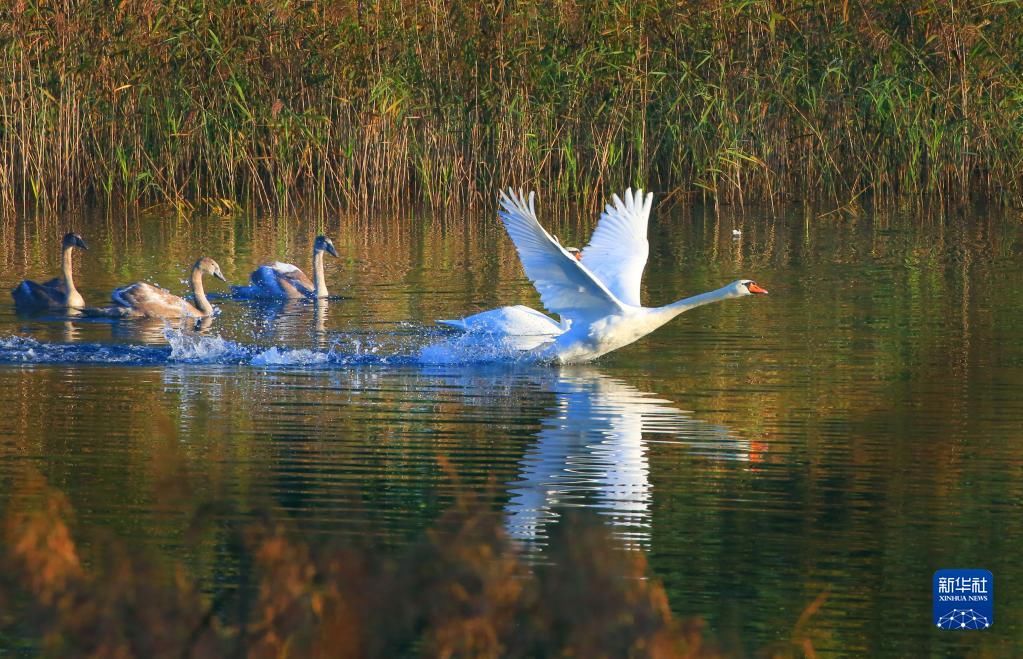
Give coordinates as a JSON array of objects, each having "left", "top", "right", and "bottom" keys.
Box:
[{"left": 2, "top": 208, "right": 1022, "bottom": 657}]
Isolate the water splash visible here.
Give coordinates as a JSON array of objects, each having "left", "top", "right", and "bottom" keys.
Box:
[
  {"left": 0, "top": 329, "right": 548, "bottom": 369},
  {"left": 250, "top": 346, "right": 331, "bottom": 367},
  {"left": 417, "top": 331, "right": 551, "bottom": 365},
  {"left": 0, "top": 335, "right": 168, "bottom": 365},
  {"left": 165, "top": 329, "right": 250, "bottom": 363}
]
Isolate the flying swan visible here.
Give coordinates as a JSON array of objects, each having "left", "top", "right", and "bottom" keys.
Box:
[
  {"left": 232, "top": 235, "right": 339, "bottom": 299},
  {"left": 11, "top": 232, "right": 89, "bottom": 310},
  {"left": 438, "top": 188, "right": 767, "bottom": 363}
]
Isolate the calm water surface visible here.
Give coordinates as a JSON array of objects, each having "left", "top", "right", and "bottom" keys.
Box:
[{"left": 1, "top": 204, "right": 1022, "bottom": 656}]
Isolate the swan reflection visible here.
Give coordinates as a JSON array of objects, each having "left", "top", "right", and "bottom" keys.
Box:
[
  {"left": 109, "top": 314, "right": 215, "bottom": 343},
  {"left": 502, "top": 368, "right": 751, "bottom": 549},
  {"left": 157, "top": 363, "right": 753, "bottom": 549},
  {"left": 237, "top": 298, "right": 331, "bottom": 348},
  {"left": 425, "top": 366, "right": 751, "bottom": 549}
]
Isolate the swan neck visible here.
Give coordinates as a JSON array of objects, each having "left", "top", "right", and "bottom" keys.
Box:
[
  {"left": 61, "top": 245, "right": 78, "bottom": 296},
  {"left": 312, "top": 248, "right": 328, "bottom": 298},
  {"left": 191, "top": 267, "right": 213, "bottom": 316},
  {"left": 61, "top": 244, "right": 84, "bottom": 307},
  {"left": 659, "top": 284, "right": 740, "bottom": 320}
]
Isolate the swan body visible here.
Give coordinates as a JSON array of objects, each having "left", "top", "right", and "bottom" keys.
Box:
[
  {"left": 232, "top": 235, "right": 338, "bottom": 299},
  {"left": 438, "top": 305, "right": 568, "bottom": 335},
  {"left": 11, "top": 233, "right": 88, "bottom": 310},
  {"left": 438, "top": 305, "right": 568, "bottom": 352},
  {"left": 438, "top": 189, "right": 767, "bottom": 363},
  {"left": 87, "top": 257, "right": 226, "bottom": 319}
]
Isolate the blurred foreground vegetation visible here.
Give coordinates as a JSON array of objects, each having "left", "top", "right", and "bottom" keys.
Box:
[
  {"left": 0, "top": 473, "right": 826, "bottom": 658},
  {"left": 2, "top": 1, "right": 1022, "bottom": 216}
]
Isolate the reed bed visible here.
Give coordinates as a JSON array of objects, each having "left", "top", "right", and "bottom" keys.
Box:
[{"left": 1, "top": 0, "right": 1021, "bottom": 216}]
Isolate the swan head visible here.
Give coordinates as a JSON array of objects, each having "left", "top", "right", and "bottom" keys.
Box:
[
  {"left": 194, "top": 257, "right": 227, "bottom": 282},
  {"left": 314, "top": 235, "right": 339, "bottom": 258},
  {"left": 734, "top": 279, "right": 768, "bottom": 296},
  {"left": 62, "top": 232, "right": 88, "bottom": 251},
  {"left": 553, "top": 235, "right": 583, "bottom": 261}
]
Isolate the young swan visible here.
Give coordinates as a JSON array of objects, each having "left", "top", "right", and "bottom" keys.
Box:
[
  {"left": 232, "top": 235, "right": 339, "bottom": 299},
  {"left": 11, "top": 232, "right": 88, "bottom": 310},
  {"left": 89, "top": 257, "right": 227, "bottom": 319}
]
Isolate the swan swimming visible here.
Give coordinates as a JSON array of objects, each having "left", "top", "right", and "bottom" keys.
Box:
[
  {"left": 439, "top": 188, "right": 768, "bottom": 363},
  {"left": 232, "top": 235, "right": 339, "bottom": 299},
  {"left": 11, "top": 232, "right": 88, "bottom": 310},
  {"left": 86, "top": 257, "right": 227, "bottom": 319}
]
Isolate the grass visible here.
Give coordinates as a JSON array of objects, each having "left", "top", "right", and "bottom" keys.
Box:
[{"left": 1, "top": 1, "right": 1022, "bottom": 216}]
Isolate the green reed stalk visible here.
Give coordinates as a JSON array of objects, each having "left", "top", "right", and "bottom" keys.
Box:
[{"left": 0, "top": 0, "right": 1021, "bottom": 217}]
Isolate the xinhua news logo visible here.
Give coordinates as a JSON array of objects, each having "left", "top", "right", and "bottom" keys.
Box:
[{"left": 933, "top": 569, "right": 993, "bottom": 630}]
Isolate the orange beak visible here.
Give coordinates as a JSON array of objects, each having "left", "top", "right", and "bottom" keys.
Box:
[{"left": 747, "top": 283, "right": 769, "bottom": 295}]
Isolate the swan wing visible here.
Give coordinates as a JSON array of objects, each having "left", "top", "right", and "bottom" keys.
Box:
[
  {"left": 580, "top": 188, "right": 652, "bottom": 307},
  {"left": 276, "top": 270, "right": 314, "bottom": 297},
  {"left": 269, "top": 262, "right": 313, "bottom": 289},
  {"left": 243, "top": 263, "right": 313, "bottom": 298},
  {"left": 40, "top": 277, "right": 66, "bottom": 292},
  {"left": 498, "top": 189, "right": 625, "bottom": 322},
  {"left": 11, "top": 279, "right": 62, "bottom": 309}
]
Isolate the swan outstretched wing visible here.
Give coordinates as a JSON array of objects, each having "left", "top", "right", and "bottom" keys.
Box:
[
  {"left": 581, "top": 188, "right": 653, "bottom": 307},
  {"left": 498, "top": 189, "right": 625, "bottom": 322}
]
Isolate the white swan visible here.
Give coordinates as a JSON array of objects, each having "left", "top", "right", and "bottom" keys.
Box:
[
  {"left": 11, "top": 232, "right": 88, "bottom": 310},
  {"left": 439, "top": 188, "right": 768, "bottom": 363},
  {"left": 232, "top": 235, "right": 338, "bottom": 299},
  {"left": 86, "top": 257, "right": 226, "bottom": 319}
]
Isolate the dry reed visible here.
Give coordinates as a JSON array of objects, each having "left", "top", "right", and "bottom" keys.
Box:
[
  {"left": 1, "top": 1, "right": 1020, "bottom": 217},
  {"left": 0, "top": 479, "right": 768, "bottom": 657}
]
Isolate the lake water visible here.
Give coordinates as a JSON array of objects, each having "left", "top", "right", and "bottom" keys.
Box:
[{"left": 1, "top": 203, "right": 1021, "bottom": 655}]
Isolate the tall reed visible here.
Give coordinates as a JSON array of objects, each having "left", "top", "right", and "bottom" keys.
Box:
[{"left": 1, "top": 0, "right": 1021, "bottom": 216}]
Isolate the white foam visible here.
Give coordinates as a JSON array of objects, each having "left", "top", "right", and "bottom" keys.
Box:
[
  {"left": 417, "top": 332, "right": 548, "bottom": 365},
  {"left": 165, "top": 329, "right": 246, "bottom": 362},
  {"left": 0, "top": 335, "right": 41, "bottom": 362},
  {"left": 0, "top": 334, "right": 166, "bottom": 364},
  {"left": 0, "top": 327, "right": 550, "bottom": 369},
  {"left": 251, "top": 346, "right": 330, "bottom": 366}
]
